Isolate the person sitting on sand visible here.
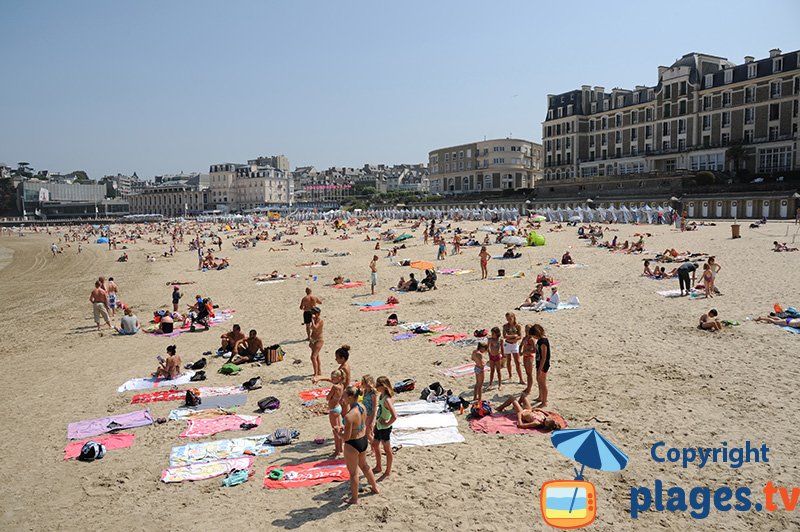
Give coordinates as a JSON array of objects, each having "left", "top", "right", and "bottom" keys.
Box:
[
  {"left": 189, "top": 298, "right": 212, "bottom": 331},
  {"left": 642, "top": 260, "right": 654, "bottom": 276},
  {"left": 229, "top": 329, "right": 265, "bottom": 364},
  {"left": 153, "top": 345, "right": 182, "bottom": 379},
  {"left": 219, "top": 324, "right": 245, "bottom": 354},
  {"left": 400, "top": 273, "right": 419, "bottom": 291},
  {"left": 520, "top": 283, "right": 544, "bottom": 308},
  {"left": 503, "top": 247, "right": 521, "bottom": 259},
  {"left": 561, "top": 251, "right": 574, "bottom": 265},
  {"left": 773, "top": 241, "right": 799, "bottom": 252},
  {"left": 496, "top": 393, "right": 564, "bottom": 431},
  {"left": 532, "top": 286, "right": 560, "bottom": 312},
  {"left": 755, "top": 315, "right": 800, "bottom": 328},
  {"left": 536, "top": 272, "right": 553, "bottom": 286},
  {"left": 117, "top": 252, "right": 129, "bottom": 262},
  {"left": 115, "top": 307, "right": 140, "bottom": 335},
  {"left": 699, "top": 308, "right": 722, "bottom": 331}
]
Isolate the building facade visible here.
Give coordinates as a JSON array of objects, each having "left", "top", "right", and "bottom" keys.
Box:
[
  {"left": 208, "top": 156, "right": 292, "bottom": 212},
  {"left": 542, "top": 48, "right": 800, "bottom": 182},
  {"left": 428, "top": 138, "right": 542, "bottom": 195},
  {"left": 128, "top": 184, "right": 207, "bottom": 217}
]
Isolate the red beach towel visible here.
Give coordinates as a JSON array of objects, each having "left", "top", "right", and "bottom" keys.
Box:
[
  {"left": 359, "top": 304, "right": 397, "bottom": 312},
  {"left": 263, "top": 459, "right": 349, "bottom": 489},
  {"left": 63, "top": 433, "right": 135, "bottom": 460},
  {"left": 430, "top": 334, "right": 467, "bottom": 344}
]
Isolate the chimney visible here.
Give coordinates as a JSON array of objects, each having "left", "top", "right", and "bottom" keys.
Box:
[
  {"left": 581, "top": 85, "right": 590, "bottom": 91},
  {"left": 769, "top": 48, "right": 781, "bottom": 58},
  {"left": 744, "top": 56, "right": 754, "bottom": 63},
  {"left": 657, "top": 66, "right": 667, "bottom": 77}
]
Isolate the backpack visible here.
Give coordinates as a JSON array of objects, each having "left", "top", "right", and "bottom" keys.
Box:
[
  {"left": 473, "top": 329, "right": 488, "bottom": 338},
  {"left": 185, "top": 389, "right": 202, "bottom": 407},
  {"left": 386, "top": 313, "right": 398, "bottom": 326},
  {"left": 78, "top": 441, "right": 106, "bottom": 462},
  {"left": 190, "top": 357, "right": 207, "bottom": 370},
  {"left": 393, "top": 379, "right": 415, "bottom": 393},
  {"left": 242, "top": 377, "right": 262, "bottom": 391},
  {"left": 265, "top": 428, "right": 299, "bottom": 446},
  {"left": 257, "top": 396, "right": 280, "bottom": 412},
  {"left": 470, "top": 400, "right": 493, "bottom": 418}
]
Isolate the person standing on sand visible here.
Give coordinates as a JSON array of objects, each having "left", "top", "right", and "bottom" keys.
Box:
[
  {"left": 479, "top": 246, "right": 490, "bottom": 279},
  {"left": 502, "top": 312, "right": 524, "bottom": 384},
  {"left": 677, "top": 262, "right": 698, "bottom": 296},
  {"left": 369, "top": 255, "right": 378, "bottom": 295},
  {"left": 300, "top": 287, "right": 322, "bottom": 340},
  {"left": 707, "top": 256, "right": 721, "bottom": 294},
  {"left": 341, "top": 385, "right": 380, "bottom": 505},
  {"left": 107, "top": 277, "right": 119, "bottom": 317},
  {"left": 51, "top": 243, "right": 59, "bottom": 256},
  {"left": 89, "top": 281, "right": 112, "bottom": 330},
  {"left": 308, "top": 307, "right": 324, "bottom": 378}
]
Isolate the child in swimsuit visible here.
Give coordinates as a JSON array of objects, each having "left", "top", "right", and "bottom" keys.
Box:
[
  {"left": 372, "top": 376, "right": 398, "bottom": 481},
  {"left": 360, "top": 375, "right": 378, "bottom": 448},
  {"left": 520, "top": 325, "right": 536, "bottom": 396},
  {"left": 702, "top": 263, "right": 714, "bottom": 298},
  {"left": 326, "top": 370, "right": 345, "bottom": 457},
  {"left": 471, "top": 341, "right": 488, "bottom": 403},
  {"left": 487, "top": 327, "right": 503, "bottom": 391}
]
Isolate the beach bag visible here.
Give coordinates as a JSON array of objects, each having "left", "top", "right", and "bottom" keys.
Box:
[
  {"left": 78, "top": 441, "right": 106, "bottom": 462},
  {"left": 393, "top": 379, "right": 415, "bottom": 393},
  {"left": 190, "top": 357, "right": 207, "bottom": 370},
  {"left": 219, "top": 363, "right": 241, "bottom": 375},
  {"left": 446, "top": 394, "right": 468, "bottom": 412},
  {"left": 189, "top": 370, "right": 206, "bottom": 382},
  {"left": 185, "top": 389, "right": 202, "bottom": 407},
  {"left": 386, "top": 296, "right": 399, "bottom": 305},
  {"left": 265, "top": 428, "right": 299, "bottom": 446},
  {"left": 264, "top": 345, "right": 284, "bottom": 365},
  {"left": 257, "top": 396, "right": 280, "bottom": 412},
  {"left": 473, "top": 329, "right": 488, "bottom": 338},
  {"left": 386, "top": 313, "right": 398, "bottom": 326},
  {"left": 242, "top": 377, "right": 262, "bottom": 391},
  {"left": 470, "top": 400, "right": 493, "bottom": 418}
]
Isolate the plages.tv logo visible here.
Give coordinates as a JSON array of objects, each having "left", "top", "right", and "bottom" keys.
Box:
[{"left": 540, "top": 428, "right": 629, "bottom": 529}]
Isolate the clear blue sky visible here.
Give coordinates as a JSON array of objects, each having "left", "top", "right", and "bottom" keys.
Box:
[{"left": 1, "top": 0, "right": 798, "bottom": 179}]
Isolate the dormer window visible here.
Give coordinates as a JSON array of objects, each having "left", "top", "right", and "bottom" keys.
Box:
[
  {"left": 705, "top": 73, "right": 714, "bottom": 88},
  {"left": 773, "top": 58, "right": 783, "bottom": 73},
  {"left": 724, "top": 69, "right": 733, "bottom": 84},
  {"left": 747, "top": 63, "right": 757, "bottom": 79}
]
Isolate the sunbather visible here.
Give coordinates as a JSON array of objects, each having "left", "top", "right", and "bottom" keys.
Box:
[
  {"left": 229, "top": 329, "right": 264, "bottom": 364},
  {"left": 755, "top": 315, "right": 800, "bottom": 328},
  {"left": 153, "top": 345, "right": 182, "bottom": 379},
  {"left": 496, "top": 393, "right": 563, "bottom": 431},
  {"left": 220, "top": 324, "right": 245, "bottom": 353},
  {"left": 773, "top": 241, "right": 799, "bottom": 252}
]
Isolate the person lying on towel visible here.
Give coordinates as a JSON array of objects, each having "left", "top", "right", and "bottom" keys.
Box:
[{"left": 496, "top": 394, "right": 564, "bottom": 431}]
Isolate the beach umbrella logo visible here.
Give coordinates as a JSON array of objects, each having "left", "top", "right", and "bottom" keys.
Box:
[{"left": 540, "top": 428, "right": 628, "bottom": 529}]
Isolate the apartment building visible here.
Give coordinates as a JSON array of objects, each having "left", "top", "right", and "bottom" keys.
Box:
[
  {"left": 428, "top": 138, "right": 542, "bottom": 195},
  {"left": 208, "top": 155, "right": 293, "bottom": 211},
  {"left": 542, "top": 48, "right": 800, "bottom": 181},
  {"left": 128, "top": 183, "right": 206, "bottom": 217}
]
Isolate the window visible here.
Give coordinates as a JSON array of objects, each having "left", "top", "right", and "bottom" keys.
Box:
[
  {"left": 664, "top": 103, "right": 671, "bottom": 118},
  {"left": 557, "top": 108, "right": 563, "bottom": 118},
  {"left": 631, "top": 146, "right": 638, "bottom": 156},
  {"left": 567, "top": 104, "right": 574, "bottom": 115},
  {"left": 556, "top": 139, "right": 561, "bottom": 150},
  {"left": 444, "top": 153, "right": 450, "bottom": 161},
  {"left": 565, "top": 137, "right": 571, "bottom": 149},
  {"left": 545, "top": 140, "right": 551, "bottom": 151},
  {"left": 759, "top": 146, "right": 792, "bottom": 172},
  {"left": 601, "top": 133, "right": 607, "bottom": 145},
  {"left": 589, "top": 120, "right": 595, "bottom": 132},
  {"left": 745, "top": 86, "right": 755, "bottom": 103},
  {"left": 493, "top": 158, "right": 505, "bottom": 164},
  {"left": 616, "top": 147, "right": 622, "bottom": 158},
  {"left": 721, "top": 133, "right": 730, "bottom": 146},
  {"left": 722, "top": 92, "right": 731, "bottom": 107},
  {"left": 615, "top": 113, "right": 622, "bottom": 127},
  {"left": 601, "top": 116, "right": 608, "bottom": 129},
  {"left": 768, "top": 126, "right": 779, "bottom": 141},
  {"left": 773, "top": 58, "right": 783, "bottom": 73},
  {"left": 678, "top": 138, "right": 686, "bottom": 151},
  {"left": 645, "top": 108, "right": 653, "bottom": 121},
  {"left": 631, "top": 111, "right": 638, "bottom": 124},
  {"left": 724, "top": 70, "right": 733, "bottom": 84},
  {"left": 602, "top": 99, "right": 609, "bottom": 111},
  {"left": 769, "top": 103, "right": 779, "bottom": 121},
  {"left": 745, "top": 107, "right": 754, "bottom": 124},
  {"left": 617, "top": 96, "right": 624, "bottom": 108},
  {"left": 589, "top": 136, "right": 595, "bottom": 148},
  {"left": 556, "top": 124, "right": 561, "bottom": 135},
  {"left": 566, "top": 122, "right": 572, "bottom": 133},
  {"left": 771, "top": 81, "right": 781, "bottom": 98},
  {"left": 679, "top": 100, "right": 686, "bottom": 115},
  {"left": 794, "top": 99, "right": 799, "bottom": 118},
  {"left": 662, "top": 122, "right": 671, "bottom": 136},
  {"left": 591, "top": 102, "right": 597, "bottom": 113},
  {"left": 747, "top": 63, "right": 757, "bottom": 79},
  {"left": 744, "top": 129, "right": 754, "bottom": 143},
  {"left": 664, "top": 84, "right": 671, "bottom": 99},
  {"left": 633, "top": 92, "right": 639, "bottom": 104},
  {"left": 722, "top": 111, "right": 731, "bottom": 128},
  {"left": 546, "top": 126, "right": 552, "bottom": 137},
  {"left": 547, "top": 110, "right": 553, "bottom": 120},
  {"left": 678, "top": 119, "right": 686, "bottom": 134},
  {"left": 631, "top": 128, "right": 638, "bottom": 141},
  {"left": 690, "top": 153, "right": 724, "bottom": 171},
  {"left": 615, "top": 131, "right": 622, "bottom": 143},
  {"left": 458, "top": 150, "right": 464, "bottom": 159},
  {"left": 645, "top": 125, "right": 653, "bottom": 138},
  {"left": 795, "top": 77, "right": 800, "bottom": 94},
  {"left": 703, "top": 95, "right": 711, "bottom": 111},
  {"left": 662, "top": 140, "right": 671, "bottom": 151},
  {"left": 702, "top": 115, "right": 711, "bottom": 130}
]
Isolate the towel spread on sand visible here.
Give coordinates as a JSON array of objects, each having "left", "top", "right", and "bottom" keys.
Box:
[
  {"left": 392, "top": 332, "right": 416, "bottom": 341},
  {"left": 430, "top": 333, "right": 467, "bottom": 344},
  {"left": 298, "top": 388, "right": 331, "bottom": 401},
  {"left": 256, "top": 279, "right": 285, "bottom": 285},
  {"left": 352, "top": 300, "right": 386, "bottom": 307},
  {"left": 263, "top": 460, "right": 349, "bottom": 489},
  {"left": 399, "top": 320, "right": 441, "bottom": 331},
  {"left": 657, "top": 289, "right": 701, "bottom": 298},
  {"left": 169, "top": 435, "right": 275, "bottom": 466},
  {"left": 117, "top": 372, "right": 195, "bottom": 393},
  {"left": 161, "top": 457, "right": 253, "bottom": 483},
  {"left": 143, "top": 310, "right": 236, "bottom": 336},
  {"left": 167, "top": 394, "right": 248, "bottom": 420},
  {"left": 180, "top": 414, "right": 261, "bottom": 438},
  {"left": 440, "top": 363, "right": 489, "bottom": 378},
  {"left": 394, "top": 400, "right": 448, "bottom": 416},
  {"left": 67, "top": 410, "right": 153, "bottom": 440},
  {"left": 437, "top": 269, "right": 473, "bottom": 275},
  {"left": 469, "top": 412, "right": 567, "bottom": 435},
  {"left": 63, "top": 433, "right": 135, "bottom": 460},
  {"left": 332, "top": 282, "right": 364, "bottom": 289},
  {"left": 391, "top": 426, "right": 465, "bottom": 448},
  {"left": 169, "top": 409, "right": 235, "bottom": 421},
  {"left": 359, "top": 304, "right": 397, "bottom": 312},
  {"left": 392, "top": 412, "right": 458, "bottom": 431},
  {"left": 778, "top": 325, "right": 800, "bottom": 334},
  {"left": 544, "top": 303, "right": 580, "bottom": 312},
  {"left": 131, "top": 386, "right": 243, "bottom": 403},
  {"left": 556, "top": 263, "right": 588, "bottom": 269}
]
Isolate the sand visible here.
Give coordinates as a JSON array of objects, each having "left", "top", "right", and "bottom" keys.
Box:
[{"left": 0, "top": 220, "right": 798, "bottom": 531}]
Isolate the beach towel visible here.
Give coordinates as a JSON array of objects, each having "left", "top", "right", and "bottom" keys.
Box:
[
  {"left": 657, "top": 289, "right": 690, "bottom": 298},
  {"left": 450, "top": 338, "right": 479, "bottom": 348},
  {"left": 440, "top": 363, "right": 489, "bottom": 378},
  {"left": 263, "top": 460, "right": 349, "bottom": 489},
  {"left": 181, "top": 414, "right": 261, "bottom": 438},
  {"left": 161, "top": 457, "right": 253, "bottom": 483},
  {"left": 399, "top": 320, "right": 441, "bottom": 331},
  {"left": 393, "top": 412, "right": 458, "bottom": 431},
  {"left": 256, "top": 279, "right": 285, "bottom": 285},
  {"left": 430, "top": 333, "right": 467, "bottom": 344},
  {"left": 391, "top": 426, "right": 465, "bottom": 448},
  {"left": 64, "top": 433, "right": 135, "bottom": 460},
  {"left": 130, "top": 389, "right": 188, "bottom": 404},
  {"left": 117, "top": 372, "right": 195, "bottom": 393},
  {"left": 394, "top": 400, "right": 448, "bottom": 416},
  {"left": 544, "top": 303, "right": 580, "bottom": 313},
  {"left": 392, "top": 332, "right": 416, "bottom": 341},
  {"left": 169, "top": 408, "right": 236, "bottom": 421},
  {"left": 469, "top": 411, "right": 567, "bottom": 435},
  {"left": 169, "top": 394, "right": 248, "bottom": 415},
  {"left": 557, "top": 263, "right": 588, "bottom": 269},
  {"left": 169, "top": 435, "right": 275, "bottom": 466},
  {"left": 332, "top": 282, "right": 364, "bottom": 289},
  {"left": 778, "top": 325, "right": 800, "bottom": 334},
  {"left": 359, "top": 304, "right": 397, "bottom": 312},
  {"left": 67, "top": 410, "right": 153, "bottom": 440},
  {"left": 298, "top": 388, "right": 330, "bottom": 401},
  {"left": 437, "top": 268, "right": 472, "bottom": 275},
  {"left": 352, "top": 300, "right": 386, "bottom": 307}
]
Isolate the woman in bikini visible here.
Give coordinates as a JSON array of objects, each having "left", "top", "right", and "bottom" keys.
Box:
[
  {"left": 308, "top": 307, "right": 324, "bottom": 378},
  {"left": 531, "top": 324, "right": 551, "bottom": 406},
  {"left": 502, "top": 312, "right": 524, "bottom": 384},
  {"left": 487, "top": 327, "right": 503, "bottom": 391},
  {"left": 325, "top": 369, "right": 345, "bottom": 458},
  {"left": 341, "top": 385, "right": 380, "bottom": 504},
  {"left": 479, "top": 246, "right": 490, "bottom": 280},
  {"left": 520, "top": 325, "right": 536, "bottom": 396}
]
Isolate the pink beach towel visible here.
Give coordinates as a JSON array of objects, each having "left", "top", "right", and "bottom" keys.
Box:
[
  {"left": 469, "top": 412, "right": 567, "bottom": 435},
  {"left": 180, "top": 414, "right": 261, "bottom": 439},
  {"left": 430, "top": 333, "right": 467, "bottom": 344},
  {"left": 332, "top": 282, "right": 364, "bottom": 289},
  {"left": 67, "top": 410, "right": 153, "bottom": 440},
  {"left": 359, "top": 303, "right": 397, "bottom": 312},
  {"left": 440, "top": 363, "right": 489, "bottom": 378},
  {"left": 298, "top": 388, "right": 330, "bottom": 401},
  {"left": 63, "top": 433, "right": 135, "bottom": 460}
]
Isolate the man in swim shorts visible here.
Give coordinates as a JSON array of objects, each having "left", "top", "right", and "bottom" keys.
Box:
[
  {"left": 89, "top": 281, "right": 112, "bottom": 331},
  {"left": 299, "top": 287, "right": 322, "bottom": 341},
  {"left": 370, "top": 255, "right": 378, "bottom": 295},
  {"left": 219, "top": 324, "right": 245, "bottom": 353},
  {"left": 230, "top": 329, "right": 265, "bottom": 364},
  {"left": 107, "top": 277, "right": 119, "bottom": 317}
]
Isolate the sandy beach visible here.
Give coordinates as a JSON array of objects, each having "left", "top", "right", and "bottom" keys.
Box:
[{"left": 0, "top": 219, "right": 798, "bottom": 531}]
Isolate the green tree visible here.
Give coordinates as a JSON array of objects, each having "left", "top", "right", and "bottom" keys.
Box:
[
  {"left": 725, "top": 143, "right": 747, "bottom": 176},
  {"left": 0, "top": 178, "right": 19, "bottom": 214},
  {"left": 71, "top": 170, "right": 91, "bottom": 182}
]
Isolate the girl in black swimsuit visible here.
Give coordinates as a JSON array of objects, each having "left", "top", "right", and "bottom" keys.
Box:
[{"left": 341, "top": 385, "right": 380, "bottom": 504}]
